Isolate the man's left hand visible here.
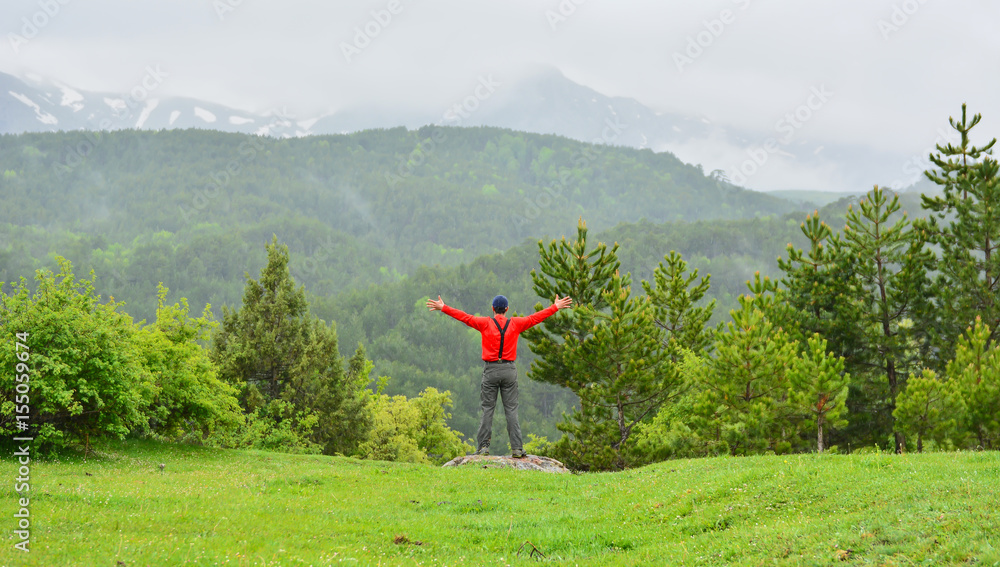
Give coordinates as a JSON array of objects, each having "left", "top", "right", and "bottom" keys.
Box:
[{"left": 426, "top": 295, "right": 445, "bottom": 312}]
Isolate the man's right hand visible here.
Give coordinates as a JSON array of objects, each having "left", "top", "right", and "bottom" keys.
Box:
[
  {"left": 554, "top": 295, "right": 573, "bottom": 310},
  {"left": 426, "top": 295, "right": 445, "bottom": 312}
]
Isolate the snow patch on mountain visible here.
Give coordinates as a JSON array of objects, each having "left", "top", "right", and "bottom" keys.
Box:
[
  {"left": 104, "top": 97, "right": 127, "bottom": 114},
  {"left": 134, "top": 99, "right": 160, "bottom": 128},
  {"left": 8, "top": 91, "right": 58, "bottom": 125},
  {"left": 194, "top": 107, "right": 217, "bottom": 123},
  {"left": 297, "top": 117, "right": 319, "bottom": 130},
  {"left": 57, "top": 84, "right": 84, "bottom": 112}
]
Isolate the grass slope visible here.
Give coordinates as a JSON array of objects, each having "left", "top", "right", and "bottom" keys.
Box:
[{"left": 1, "top": 440, "right": 998, "bottom": 566}]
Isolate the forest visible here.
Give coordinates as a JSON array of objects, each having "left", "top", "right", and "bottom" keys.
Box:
[
  {"left": 0, "top": 123, "right": 801, "bottom": 321},
  {"left": 1, "top": 106, "right": 996, "bottom": 471}
]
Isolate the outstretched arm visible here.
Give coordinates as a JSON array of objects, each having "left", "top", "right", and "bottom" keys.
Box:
[
  {"left": 519, "top": 295, "right": 573, "bottom": 329},
  {"left": 428, "top": 296, "right": 485, "bottom": 330}
]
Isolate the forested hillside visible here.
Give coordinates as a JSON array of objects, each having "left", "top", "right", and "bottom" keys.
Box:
[
  {"left": 0, "top": 127, "right": 798, "bottom": 322},
  {"left": 0, "top": 127, "right": 930, "bottom": 449},
  {"left": 1, "top": 124, "right": 947, "bottom": 463}
]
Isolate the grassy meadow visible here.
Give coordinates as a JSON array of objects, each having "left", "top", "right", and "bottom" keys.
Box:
[{"left": 1, "top": 440, "right": 998, "bottom": 566}]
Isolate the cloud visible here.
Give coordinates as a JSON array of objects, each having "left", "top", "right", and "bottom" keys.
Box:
[{"left": 2, "top": 0, "right": 999, "bottom": 191}]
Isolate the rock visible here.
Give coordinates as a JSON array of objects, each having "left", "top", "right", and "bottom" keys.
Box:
[{"left": 441, "top": 454, "right": 570, "bottom": 473}]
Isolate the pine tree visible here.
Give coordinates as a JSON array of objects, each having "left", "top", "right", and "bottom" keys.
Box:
[
  {"left": 838, "top": 186, "right": 932, "bottom": 453},
  {"left": 524, "top": 218, "right": 623, "bottom": 392},
  {"left": 917, "top": 104, "right": 1000, "bottom": 360},
  {"left": 210, "top": 236, "right": 372, "bottom": 455},
  {"left": 777, "top": 211, "right": 863, "bottom": 361},
  {"left": 695, "top": 297, "right": 797, "bottom": 456},
  {"left": 743, "top": 271, "right": 787, "bottom": 325},
  {"left": 787, "top": 334, "right": 849, "bottom": 453},
  {"left": 946, "top": 318, "right": 1000, "bottom": 449},
  {"left": 212, "top": 236, "right": 312, "bottom": 400},
  {"left": 554, "top": 273, "right": 678, "bottom": 470},
  {"left": 893, "top": 369, "right": 961, "bottom": 453},
  {"left": 641, "top": 250, "right": 716, "bottom": 361},
  {"left": 318, "top": 344, "right": 378, "bottom": 455}
]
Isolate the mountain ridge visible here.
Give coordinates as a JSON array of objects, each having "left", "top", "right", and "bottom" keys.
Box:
[{"left": 1, "top": 68, "right": 911, "bottom": 193}]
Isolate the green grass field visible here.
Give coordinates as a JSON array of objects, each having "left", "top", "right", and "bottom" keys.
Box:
[{"left": 1, "top": 440, "right": 998, "bottom": 566}]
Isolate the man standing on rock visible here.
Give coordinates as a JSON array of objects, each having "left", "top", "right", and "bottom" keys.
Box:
[{"left": 426, "top": 294, "right": 572, "bottom": 458}]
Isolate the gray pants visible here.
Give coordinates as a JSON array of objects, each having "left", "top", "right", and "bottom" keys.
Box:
[{"left": 476, "top": 361, "right": 522, "bottom": 452}]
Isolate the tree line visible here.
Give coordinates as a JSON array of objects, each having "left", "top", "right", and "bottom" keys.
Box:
[
  {"left": 0, "top": 238, "right": 469, "bottom": 465},
  {"left": 2, "top": 107, "right": 995, "bottom": 471},
  {"left": 0, "top": 125, "right": 798, "bottom": 325},
  {"left": 523, "top": 105, "right": 999, "bottom": 470}
]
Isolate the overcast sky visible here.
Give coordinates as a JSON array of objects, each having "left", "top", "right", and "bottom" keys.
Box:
[{"left": 3, "top": 0, "right": 999, "bottom": 190}]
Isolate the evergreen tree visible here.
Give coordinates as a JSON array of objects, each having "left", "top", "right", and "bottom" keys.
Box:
[
  {"left": 946, "top": 318, "right": 1000, "bottom": 449},
  {"left": 917, "top": 104, "right": 1000, "bottom": 360},
  {"left": 893, "top": 369, "right": 961, "bottom": 453},
  {"left": 524, "top": 218, "right": 623, "bottom": 393},
  {"left": 554, "top": 273, "right": 678, "bottom": 470},
  {"left": 743, "top": 271, "right": 787, "bottom": 326},
  {"left": 838, "top": 186, "right": 932, "bottom": 453},
  {"left": 641, "top": 250, "right": 716, "bottom": 361},
  {"left": 787, "top": 334, "right": 849, "bottom": 453},
  {"left": 694, "top": 298, "right": 797, "bottom": 456},
  {"left": 777, "top": 211, "right": 863, "bottom": 361},
  {"left": 629, "top": 350, "right": 711, "bottom": 461},
  {"left": 315, "top": 344, "right": 377, "bottom": 456},
  {"left": 210, "top": 236, "right": 371, "bottom": 455},
  {"left": 212, "top": 236, "right": 312, "bottom": 401}
]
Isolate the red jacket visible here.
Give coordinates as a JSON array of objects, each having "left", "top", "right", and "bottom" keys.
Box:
[{"left": 441, "top": 303, "right": 560, "bottom": 362}]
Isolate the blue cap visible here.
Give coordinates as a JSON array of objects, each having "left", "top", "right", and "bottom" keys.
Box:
[{"left": 492, "top": 295, "right": 508, "bottom": 313}]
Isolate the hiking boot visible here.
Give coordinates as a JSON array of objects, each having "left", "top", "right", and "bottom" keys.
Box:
[
  {"left": 511, "top": 449, "right": 527, "bottom": 459},
  {"left": 475, "top": 446, "right": 490, "bottom": 456}
]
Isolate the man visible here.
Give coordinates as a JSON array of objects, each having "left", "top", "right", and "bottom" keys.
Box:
[{"left": 426, "top": 293, "right": 572, "bottom": 458}]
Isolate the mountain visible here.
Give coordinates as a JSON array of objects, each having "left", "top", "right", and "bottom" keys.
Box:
[
  {"left": 305, "top": 69, "right": 713, "bottom": 149},
  {"left": 1, "top": 69, "right": 914, "bottom": 194},
  {"left": 0, "top": 71, "right": 301, "bottom": 137},
  {"left": 0, "top": 68, "right": 712, "bottom": 145},
  {"left": 300, "top": 69, "right": 905, "bottom": 193}
]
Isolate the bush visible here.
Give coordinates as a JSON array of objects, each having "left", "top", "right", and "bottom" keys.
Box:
[
  {"left": 357, "top": 385, "right": 472, "bottom": 465},
  {"left": 0, "top": 259, "right": 153, "bottom": 450},
  {"left": 139, "top": 284, "right": 242, "bottom": 442},
  {"left": 205, "top": 389, "right": 321, "bottom": 454}
]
